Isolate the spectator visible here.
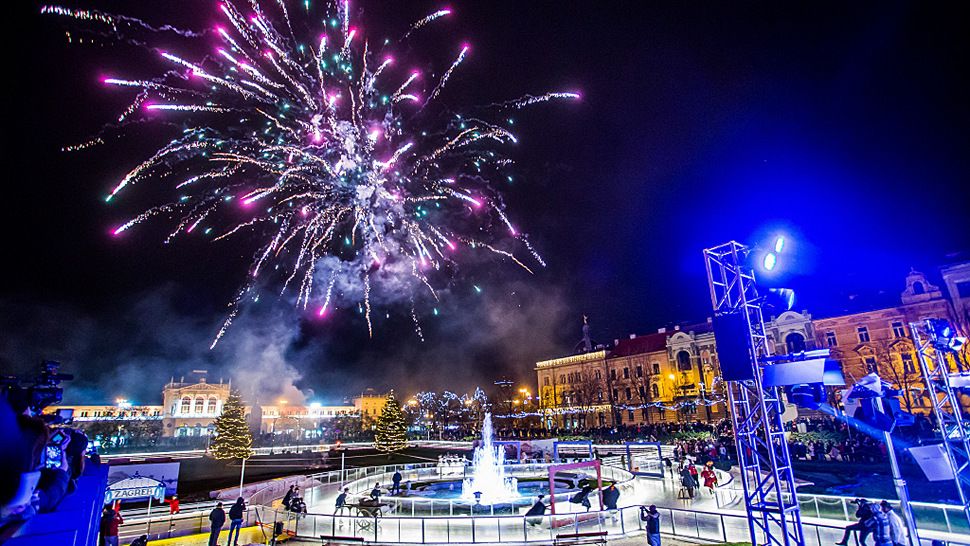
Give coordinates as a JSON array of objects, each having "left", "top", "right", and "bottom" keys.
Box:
[
  {"left": 392, "top": 471, "right": 402, "bottom": 495},
  {"left": 370, "top": 483, "right": 382, "bottom": 501},
  {"left": 165, "top": 495, "right": 180, "bottom": 514},
  {"left": 282, "top": 486, "right": 295, "bottom": 511},
  {"left": 100, "top": 507, "right": 123, "bottom": 546},
  {"left": 880, "top": 501, "right": 906, "bottom": 546},
  {"left": 867, "top": 502, "right": 893, "bottom": 546},
  {"left": 227, "top": 497, "right": 245, "bottom": 546},
  {"left": 208, "top": 502, "right": 226, "bottom": 546},
  {"left": 837, "top": 499, "right": 874, "bottom": 546},
  {"left": 640, "top": 505, "right": 661, "bottom": 546}
]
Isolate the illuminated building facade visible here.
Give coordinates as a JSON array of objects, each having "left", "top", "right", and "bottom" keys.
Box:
[{"left": 535, "top": 268, "right": 963, "bottom": 427}]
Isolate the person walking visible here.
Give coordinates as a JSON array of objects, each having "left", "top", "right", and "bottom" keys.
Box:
[
  {"left": 208, "top": 502, "right": 226, "bottom": 546},
  {"left": 227, "top": 497, "right": 246, "bottom": 546},
  {"left": 640, "top": 505, "right": 661, "bottom": 546},
  {"left": 880, "top": 501, "right": 907, "bottom": 546},
  {"left": 392, "top": 470, "right": 402, "bottom": 495}
]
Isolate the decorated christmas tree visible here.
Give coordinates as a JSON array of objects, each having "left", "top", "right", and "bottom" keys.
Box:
[
  {"left": 374, "top": 392, "right": 409, "bottom": 453},
  {"left": 209, "top": 391, "right": 254, "bottom": 461}
]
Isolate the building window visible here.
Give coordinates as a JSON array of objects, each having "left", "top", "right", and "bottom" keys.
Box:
[
  {"left": 912, "top": 282, "right": 924, "bottom": 295},
  {"left": 892, "top": 322, "right": 906, "bottom": 338},
  {"left": 559, "top": 375, "right": 565, "bottom": 384},
  {"left": 207, "top": 397, "right": 218, "bottom": 414},
  {"left": 651, "top": 384, "right": 659, "bottom": 398},
  {"left": 194, "top": 398, "right": 205, "bottom": 414},
  {"left": 623, "top": 367, "right": 630, "bottom": 379},
  {"left": 628, "top": 410, "right": 634, "bottom": 420},
  {"left": 901, "top": 353, "right": 916, "bottom": 374},
  {"left": 858, "top": 326, "right": 870, "bottom": 343},
  {"left": 610, "top": 369, "right": 617, "bottom": 381},
  {"left": 641, "top": 408, "right": 649, "bottom": 419},
  {"left": 636, "top": 365, "right": 643, "bottom": 378},
  {"left": 638, "top": 386, "right": 646, "bottom": 398},
  {"left": 543, "top": 377, "right": 549, "bottom": 386},
  {"left": 652, "top": 363, "right": 661, "bottom": 375},
  {"left": 865, "top": 357, "right": 878, "bottom": 373},
  {"left": 612, "top": 389, "right": 618, "bottom": 400},
  {"left": 625, "top": 388, "right": 632, "bottom": 400},
  {"left": 594, "top": 370, "right": 602, "bottom": 380},
  {"left": 957, "top": 281, "right": 970, "bottom": 298},
  {"left": 825, "top": 332, "right": 837, "bottom": 347},
  {"left": 181, "top": 397, "right": 192, "bottom": 414},
  {"left": 676, "top": 351, "right": 692, "bottom": 371}
]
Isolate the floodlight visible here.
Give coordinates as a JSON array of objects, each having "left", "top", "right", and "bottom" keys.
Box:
[
  {"left": 765, "top": 288, "right": 796, "bottom": 311},
  {"left": 774, "top": 236, "right": 785, "bottom": 253},
  {"left": 763, "top": 252, "right": 777, "bottom": 271}
]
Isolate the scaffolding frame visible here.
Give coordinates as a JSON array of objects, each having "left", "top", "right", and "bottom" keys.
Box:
[
  {"left": 703, "top": 241, "right": 805, "bottom": 546},
  {"left": 910, "top": 320, "right": 970, "bottom": 528}
]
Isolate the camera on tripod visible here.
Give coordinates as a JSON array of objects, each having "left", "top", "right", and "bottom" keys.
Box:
[{"left": 1, "top": 360, "right": 73, "bottom": 416}]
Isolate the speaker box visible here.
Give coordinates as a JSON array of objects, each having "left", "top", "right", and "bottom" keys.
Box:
[{"left": 712, "top": 312, "right": 755, "bottom": 381}]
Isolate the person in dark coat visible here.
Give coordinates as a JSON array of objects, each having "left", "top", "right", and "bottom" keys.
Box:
[
  {"left": 837, "top": 499, "right": 875, "bottom": 546},
  {"left": 602, "top": 483, "right": 620, "bottom": 511},
  {"left": 335, "top": 487, "right": 350, "bottom": 511},
  {"left": 392, "top": 471, "right": 403, "bottom": 495},
  {"left": 227, "top": 497, "right": 246, "bottom": 546},
  {"left": 680, "top": 466, "right": 695, "bottom": 499},
  {"left": 569, "top": 485, "right": 594, "bottom": 511},
  {"left": 640, "top": 505, "right": 661, "bottom": 546},
  {"left": 208, "top": 502, "right": 226, "bottom": 546},
  {"left": 282, "top": 486, "right": 295, "bottom": 510},
  {"left": 525, "top": 494, "right": 548, "bottom": 526}
]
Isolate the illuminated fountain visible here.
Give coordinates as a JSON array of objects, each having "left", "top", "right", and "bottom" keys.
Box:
[{"left": 461, "top": 412, "right": 519, "bottom": 504}]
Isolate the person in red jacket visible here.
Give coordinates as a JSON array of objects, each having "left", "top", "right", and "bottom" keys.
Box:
[
  {"left": 100, "top": 507, "right": 124, "bottom": 546},
  {"left": 165, "top": 495, "right": 180, "bottom": 514}
]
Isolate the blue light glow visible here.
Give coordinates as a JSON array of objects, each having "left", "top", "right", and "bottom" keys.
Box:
[{"left": 763, "top": 252, "right": 777, "bottom": 271}]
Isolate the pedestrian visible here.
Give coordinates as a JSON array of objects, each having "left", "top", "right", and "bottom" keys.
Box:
[
  {"left": 208, "top": 502, "right": 226, "bottom": 546},
  {"left": 370, "top": 482, "right": 382, "bottom": 501},
  {"left": 335, "top": 487, "right": 349, "bottom": 511},
  {"left": 392, "top": 470, "right": 402, "bottom": 495},
  {"left": 866, "top": 502, "right": 893, "bottom": 546},
  {"left": 165, "top": 495, "right": 180, "bottom": 514},
  {"left": 837, "top": 499, "right": 874, "bottom": 546},
  {"left": 282, "top": 485, "right": 295, "bottom": 510},
  {"left": 130, "top": 535, "right": 149, "bottom": 546},
  {"left": 880, "top": 501, "right": 906, "bottom": 546},
  {"left": 525, "top": 494, "right": 548, "bottom": 526},
  {"left": 640, "top": 505, "right": 661, "bottom": 546},
  {"left": 227, "top": 497, "right": 246, "bottom": 546},
  {"left": 100, "top": 507, "right": 123, "bottom": 546}
]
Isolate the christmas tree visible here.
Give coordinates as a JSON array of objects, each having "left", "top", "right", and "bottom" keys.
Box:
[
  {"left": 209, "top": 391, "right": 254, "bottom": 460},
  {"left": 374, "top": 392, "right": 409, "bottom": 453}
]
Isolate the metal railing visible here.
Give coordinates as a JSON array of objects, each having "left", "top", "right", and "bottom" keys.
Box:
[{"left": 256, "top": 501, "right": 968, "bottom": 545}]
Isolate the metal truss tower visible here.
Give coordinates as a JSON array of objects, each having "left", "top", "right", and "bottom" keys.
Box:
[
  {"left": 911, "top": 320, "right": 970, "bottom": 528},
  {"left": 703, "top": 241, "right": 805, "bottom": 546}
]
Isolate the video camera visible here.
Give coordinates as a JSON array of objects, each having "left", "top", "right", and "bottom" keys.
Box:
[{"left": 1, "top": 360, "right": 73, "bottom": 416}]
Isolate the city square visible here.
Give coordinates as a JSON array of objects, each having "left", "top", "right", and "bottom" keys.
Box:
[{"left": 3, "top": 2, "right": 970, "bottom": 546}]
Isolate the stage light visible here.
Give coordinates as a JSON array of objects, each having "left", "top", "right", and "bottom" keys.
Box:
[
  {"left": 763, "top": 252, "right": 777, "bottom": 271},
  {"left": 765, "top": 288, "right": 796, "bottom": 311},
  {"left": 774, "top": 236, "right": 785, "bottom": 253},
  {"left": 925, "top": 318, "right": 966, "bottom": 352}
]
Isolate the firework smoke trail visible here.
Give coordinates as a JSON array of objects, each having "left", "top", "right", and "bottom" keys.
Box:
[{"left": 46, "top": 1, "right": 578, "bottom": 345}]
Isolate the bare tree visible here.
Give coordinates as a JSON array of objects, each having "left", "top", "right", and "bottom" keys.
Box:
[{"left": 571, "top": 370, "right": 604, "bottom": 429}]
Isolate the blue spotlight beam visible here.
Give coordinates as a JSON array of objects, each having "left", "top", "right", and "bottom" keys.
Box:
[
  {"left": 911, "top": 321, "right": 970, "bottom": 529},
  {"left": 704, "top": 241, "right": 805, "bottom": 546}
]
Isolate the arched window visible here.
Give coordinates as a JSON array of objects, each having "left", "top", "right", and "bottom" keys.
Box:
[
  {"left": 194, "top": 397, "right": 204, "bottom": 414},
  {"left": 913, "top": 282, "right": 925, "bottom": 295},
  {"left": 207, "top": 397, "right": 218, "bottom": 414},
  {"left": 677, "top": 351, "right": 692, "bottom": 371},
  {"left": 785, "top": 332, "right": 806, "bottom": 354},
  {"left": 180, "top": 397, "right": 192, "bottom": 414}
]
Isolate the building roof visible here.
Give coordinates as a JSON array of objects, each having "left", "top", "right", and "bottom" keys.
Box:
[{"left": 609, "top": 331, "right": 671, "bottom": 357}]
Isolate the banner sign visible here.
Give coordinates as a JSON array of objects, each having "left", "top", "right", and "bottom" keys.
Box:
[{"left": 107, "top": 462, "right": 179, "bottom": 497}]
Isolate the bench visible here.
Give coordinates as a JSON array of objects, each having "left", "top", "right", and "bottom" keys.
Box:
[
  {"left": 554, "top": 531, "right": 608, "bottom": 546},
  {"left": 320, "top": 534, "right": 366, "bottom": 545}
]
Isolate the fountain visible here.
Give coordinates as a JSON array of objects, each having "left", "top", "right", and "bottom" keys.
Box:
[{"left": 461, "top": 412, "right": 519, "bottom": 504}]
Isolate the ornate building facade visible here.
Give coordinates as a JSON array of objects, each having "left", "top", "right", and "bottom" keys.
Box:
[{"left": 535, "top": 267, "right": 964, "bottom": 427}]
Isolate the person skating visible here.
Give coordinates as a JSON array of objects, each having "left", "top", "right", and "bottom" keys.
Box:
[
  {"left": 282, "top": 485, "right": 295, "bottom": 511},
  {"left": 370, "top": 483, "right": 382, "bottom": 502},
  {"left": 602, "top": 483, "right": 620, "bottom": 511},
  {"left": 569, "top": 484, "right": 594, "bottom": 511},
  {"left": 208, "top": 502, "right": 226, "bottom": 546},
  {"left": 525, "top": 494, "right": 548, "bottom": 526},
  {"left": 335, "top": 487, "right": 350, "bottom": 511},
  {"left": 701, "top": 463, "right": 718, "bottom": 495},
  {"left": 640, "top": 505, "right": 661, "bottom": 546},
  {"left": 227, "top": 497, "right": 246, "bottom": 546},
  {"left": 679, "top": 465, "right": 695, "bottom": 499}
]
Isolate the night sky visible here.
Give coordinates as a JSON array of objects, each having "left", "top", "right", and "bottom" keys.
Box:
[{"left": 3, "top": 1, "right": 969, "bottom": 405}]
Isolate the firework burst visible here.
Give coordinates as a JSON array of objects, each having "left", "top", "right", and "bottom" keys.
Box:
[{"left": 45, "top": 1, "right": 578, "bottom": 346}]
